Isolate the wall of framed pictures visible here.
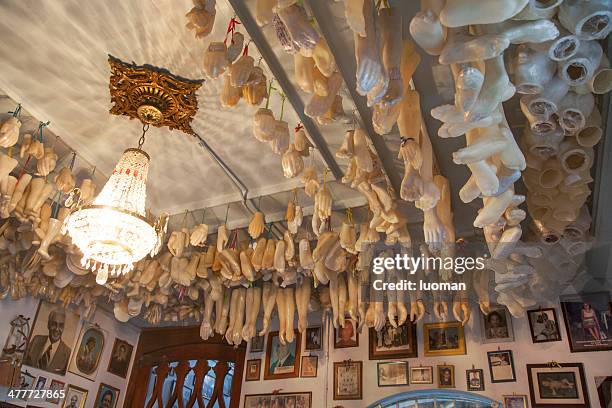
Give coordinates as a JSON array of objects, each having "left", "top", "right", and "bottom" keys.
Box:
[
  {"left": 0, "top": 296, "right": 139, "bottom": 408},
  {"left": 240, "top": 299, "right": 612, "bottom": 408}
]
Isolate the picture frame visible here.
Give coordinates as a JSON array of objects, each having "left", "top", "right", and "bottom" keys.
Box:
[
  {"left": 300, "top": 356, "right": 318, "bottom": 378},
  {"left": 34, "top": 375, "right": 47, "bottom": 391},
  {"left": 68, "top": 323, "right": 106, "bottom": 381},
  {"left": 23, "top": 301, "right": 80, "bottom": 376},
  {"left": 503, "top": 395, "right": 528, "bottom": 408},
  {"left": 466, "top": 368, "right": 485, "bottom": 391},
  {"left": 410, "top": 366, "right": 433, "bottom": 384},
  {"left": 424, "top": 322, "right": 466, "bottom": 356},
  {"left": 437, "top": 364, "right": 455, "bottom": 388},
  {"left": 596, "top": 376, "right": 612, "bottom": 408},
  {"left": 243, "top": 392, "right": 312, "bottom": 408},
  {"left": 334, "top": 318, "right": 358, "bottom": 349},
  {"left": 305, "top": 326, "right": 322, "bottom": 351},
  {"left": 249, "top": 334, "right": 265, "bottom": 353},
  {"left": 107, "top": 338, "right": 134, "bottom": 378},
  {"left": 94, "top": 383, "right": 120, "bottom": 408},
  {"left": 487, "top": 350, "right": 516, "bottom": 383},
  {"left": 61, "top": 384, "right": 88, "bottom": 408},
  {"left": 480, "top": 305, "right": 514, "bottom": 343},
  {"left": 527, "top": 308, "right": 562, "bottom": 343},
  {"left": 369, "top": 319, "right": 418, "bottom": 359},
  {"left": 560, "top": 292, "right": 612, "bottom": 352},
  {"left": 527, "top": 363, "right": 590, "bottom": 407},
  {"left": 46, "top": 379, "right": 66, "bottom": 404},
  {"left": 245, "top": 359, "right": 261, "bottom": 382},
  {"left": 333, "top": 361, "right": 362, "bottom": 400},
  {"left": 17, "top": 371, "right": 36, "bottom": 400},
  {"left": 264, "top": 330, "right": 301, "bottom": 380},
  {"left": 377, "top": 361, "right": 409, "bottom": 387}
]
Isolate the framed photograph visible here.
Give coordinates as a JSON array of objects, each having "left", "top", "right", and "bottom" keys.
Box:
[
  {"left": 527, "top": 363, "right": 590, "bottom": 407},
  {"left": 377, "top": 361, "right": 408, "bottom": 387},
  {"left": 410, "top": 366, "right": 433, "bottom": 384},
  {"left": 61, "top": 384, "right": 88, "bottom": 408},
  {"left": 305, "top": 326, "right": 322, "bottom": 351},
  {"left": 333, "top": 361, "right": 362, "bottom": 400},
  {"left": 369, "top": 319, "right": 417, "bottom": 359},
  {"left": 527, "top": 308, "right": 562, "bottom": 343},
  {"left": 94, "top": 383, "right": 119, "bottom": 408},
  {"left": 107, "top": 338, "right": 133, "bottom": 378},
  {"left": 503, "top": 395, "right": 528, "bottom": 408},
  {"left": 487, "top": 350, "right": 516, "bottom": 383},
  {"left": 68, "top": 323, "right": 106, "bottom": 381},
  {"left": 300, "top": 356, "right": 318, "bottom": 378},
  {"left": 596, "top": 376, "right": 612, "bottom": 408},
  {"left": 437, "top": 364, "right": 455, "bottom": 388},
  {"left": 481, "top": 306, "right": 514, "bottom": 343},
  {"left": 245, "top": 359, "right": 261, "bottom": 382},
  {"left": 264, "top": 330, "right": 301, "bottom": 380},
  {"left": 34, "top": 375, "right": 47, "bottom": 391},
  {"left": 424, "top": 322, "right": 466, "bottom": 356},
  {"left": 561, "top": 292, "right": 612, "bottom": 352},
  {"left": 244, "top": 392, "right": 312, "bottom": 408},
  {"left": 23, "top": 301, "right": 80, "bottom": 375},
  {"left": 46, "top": 379, "right": 66, "bottom": 404},
  {"left": 17, "top": 371, "right": 36, "bottom": 400},
  {"left": 335, "top": 319, "right": 358, "bottom": 349},
  {"left": 466, "top": 369, "right": 485, "bottom": 391},
  {"left": 249, "top": 334, "right": 265, "bottom": 353}
]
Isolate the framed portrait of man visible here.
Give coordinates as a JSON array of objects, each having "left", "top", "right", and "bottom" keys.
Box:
[
  {"left": 466, "top": 368, "right": 485, "bottom": 391},
  {"left": 264, "top": 330, "right": 301, "bottom": 380},
  {"left": 369, "top": 319, "right": 417, "bottom": 359},
  {"left": 107, "top": 338, "right": 134, "bottom": 378},
  {"left": 23, "top": 301, "right": 80, "bottom": 376},
  {"left": 527, "top": 308, "right": 562, "bottom": 343},
  {"left": 437, "top": 365, "right": 455, "bottom": 388},
  {"left": 94, "top": 383, "right": 119, "bottom": 408},
  {"left": 334, "top": 319, "right": 358, "bottom": 349},
  {"left": 480, "top": 305, "right": 514, "bottom": 343},
  {"left": 61, "top": 384, "right": 88, "bottom": 408},
  {"left": 68, "top": 324, "right": 106, "bottom": 381}
]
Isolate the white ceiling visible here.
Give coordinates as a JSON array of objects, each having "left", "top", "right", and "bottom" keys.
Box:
[{"left": 0, "top": 0, "right": 362, "bottom": 217}]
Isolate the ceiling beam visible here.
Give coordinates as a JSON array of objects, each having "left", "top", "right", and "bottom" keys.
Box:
[
  {"left": 227, "top": 0, "right": 343, "bottom": 180},
  {"left": 306, "top": 0, "right": 403, "bottom": 197}
]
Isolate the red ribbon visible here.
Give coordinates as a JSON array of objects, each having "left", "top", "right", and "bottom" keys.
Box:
[
  {"left": 224, "top": 17, "right": 241, "bottom": 45},
  {"left": 242, "top": 42, "right": 249, "bottom": 56},
  {"left": 294, "top": 122, "right": 304, "bottom": 132}
]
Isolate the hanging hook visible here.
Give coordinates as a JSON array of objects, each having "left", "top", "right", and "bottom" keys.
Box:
[
  {"left": 9, "top": 103, "right": 22, "bottom": 118},
  {"left": 138, "top": 123, "right": 149, "bottom": 150},
  {"left": 69, "top": 151, "right": 77, "bottom": 170}
]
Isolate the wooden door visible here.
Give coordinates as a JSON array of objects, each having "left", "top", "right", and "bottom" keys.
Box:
[{"left": 124, "top": 327, "right": 245, "bottom": 408}]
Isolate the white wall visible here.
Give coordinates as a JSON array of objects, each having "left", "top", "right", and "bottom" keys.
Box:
[
  {"left": 240, "top": 301, "right": 612, "bottom": 408},
  {"left": 0, "top": 297, "right": 140, "bottom": 408}
]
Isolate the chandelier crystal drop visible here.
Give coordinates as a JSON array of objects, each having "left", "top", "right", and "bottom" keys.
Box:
[{"left": 65, "top": 147, "right": 158, "bottom": 284}]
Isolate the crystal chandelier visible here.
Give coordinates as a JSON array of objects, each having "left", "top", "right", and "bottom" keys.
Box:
[{"left": 65, "top": 124, "right": 160, "bottom": 284}]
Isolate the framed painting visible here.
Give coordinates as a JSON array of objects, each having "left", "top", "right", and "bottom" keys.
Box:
[
  {"left": 300, "top": 356, "right": 318, "bottom": 378},
  {"left": 107, "top": 338, "right": 133, "bottom": 378},
  {"left": 410, "top": 366, "right": 433, "bottom": 384},
  {"left": 334, "top": 319, "right": 358, "bottom": 349},
  {"left": 487, "top": 350, "right": 516, "bottom": 383},
  {"left": 437, "top": 364, "right": 455, "bottom": 389},
  {"left": 369, "top": 319, "right": 417, "bottom": 359},
  {"left": 424, "top": 322, "right": 466, "bottom": 356},
  {"left": 527, "top": 363, "right": 590, "bottom": 407},
  {"left": 527, "top": 308, "right": 562, "bottom": 343},
  {"left": 244, "top": 392, "right": 311, "bottom": 408},
  {"left": 23, "top": 301, "right": 80, "bottom": 376},
  {"left": 249, "top": 334, "right": 265, "bottom": 353},
  {"left": 333, "top": 361, "right": 362, "bottom": 400},
  {"left": 305, "top": 327, "right": 322, "bottom": 351},
  {"left": 68, "top": 323, "right": 106, "bottom": 381},
  {"left": 263, "top": 330, "right": 301, "bottom": 380},
  {"left": 377, "top": 361, "right": 408, "bottom": 387},
  {"left": 93, "top": 383, "right": 120, "bottom": 408},
  {"left": 245, "top": 359, "right": 261, "bottom": 382},
  {"left": 561, "top": 292, "right": 612, "bottom": 352},
  {"left": 480, "top": 305, "right": 514, "bottom": 343},
  {"left": 466, "top": 368, "right": 485, "bottom": 391}
]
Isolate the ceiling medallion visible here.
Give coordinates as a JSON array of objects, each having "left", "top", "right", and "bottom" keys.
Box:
[{"left": 108, "top": 55, "right": 204, "bottom": 135}]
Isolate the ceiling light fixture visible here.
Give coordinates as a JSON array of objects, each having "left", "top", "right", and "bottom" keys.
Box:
[{"left": 65, "top": 56, "right": 202, "bottom": 285}]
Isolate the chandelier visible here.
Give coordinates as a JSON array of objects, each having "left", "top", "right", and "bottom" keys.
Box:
[
  {"left": 65, "top": 56, "right": 202, "bottom": 285},
  {"left": 65, "top": 125, "right": 160, "bottom": 284}
]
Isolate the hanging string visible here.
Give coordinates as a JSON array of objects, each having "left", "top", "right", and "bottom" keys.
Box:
[
  {"left": 224, "top": 16, "right": 241, "bottom": 45},
  {"left": 69, "top": 152, "right": 77, "bottom": 170},
  {"left": 36, "top": 121, "right": 50, "bottom": 143},
  {"left": 279, "top": 93, "right": 286, "bottom": 121},
  {"left": 8, "top": 104, "right": 22, "bottom": 118},
  {"left": 242, "top": 39, "right": 252, "bottom": 56}
]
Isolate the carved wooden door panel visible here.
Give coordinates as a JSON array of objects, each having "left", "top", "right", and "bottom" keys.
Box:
[{"left": 125, "top": 328, "right": 245, "bottom": 408}]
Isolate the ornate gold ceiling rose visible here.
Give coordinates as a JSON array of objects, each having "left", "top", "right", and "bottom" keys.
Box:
[{"left": 108, "top": 55, "right": 204, "bottom": 135}]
